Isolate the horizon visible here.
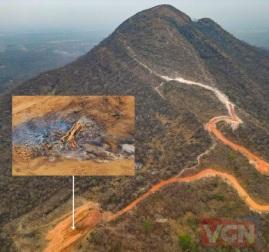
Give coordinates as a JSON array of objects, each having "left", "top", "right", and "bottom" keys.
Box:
[{"left": 1, "top": 1, "right": 269, "bottom": 35}]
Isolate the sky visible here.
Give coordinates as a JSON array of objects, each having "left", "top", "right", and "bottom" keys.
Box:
[{"left": 0, "top": 0, "right": 269, "bottom": 34}]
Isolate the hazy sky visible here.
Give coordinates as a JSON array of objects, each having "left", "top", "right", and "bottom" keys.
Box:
[{"left": 1, "top": 0, "right": 269, "bottom": 34}]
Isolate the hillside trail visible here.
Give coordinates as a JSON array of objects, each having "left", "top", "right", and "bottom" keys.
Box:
[{"left": 44, "top": 49, "right": 269, "bottom": 251}]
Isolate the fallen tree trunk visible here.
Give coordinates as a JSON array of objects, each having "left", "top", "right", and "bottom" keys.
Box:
[{"left": 61, "top": 120, "right": 84, "bottom": 149}]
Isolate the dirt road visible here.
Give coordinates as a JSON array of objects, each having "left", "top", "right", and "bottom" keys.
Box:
[
  {"left": 44, "top": 50, "right": 269, "bottom": 251},
  {"left": 44, "top": 168, "right": 269, "bottom": 251}
]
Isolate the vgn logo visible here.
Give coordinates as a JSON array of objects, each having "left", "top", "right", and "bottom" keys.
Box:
[{"left": 199, "top": 218, "right": 256, "bottom": 248}]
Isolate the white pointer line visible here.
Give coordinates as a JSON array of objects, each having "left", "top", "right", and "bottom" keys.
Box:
[{"left": 72, "top": 176, "right": 75, "bottom": 230}]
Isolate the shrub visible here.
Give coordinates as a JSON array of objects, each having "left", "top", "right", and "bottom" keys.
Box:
[
  {"left": 178, "top": 234, "right": 191, "bottom": 251},
  {"left": 142, "top": 219, "right": 153, "bottom": 233}
]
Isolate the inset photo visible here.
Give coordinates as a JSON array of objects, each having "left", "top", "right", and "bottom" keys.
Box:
[{"left": 12, "top": 96, "right": 135, "bottom": 176}]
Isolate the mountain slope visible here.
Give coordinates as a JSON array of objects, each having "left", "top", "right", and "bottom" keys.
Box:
[
  {"left": 12, "top": 5, "right": 269, "bottom": 123},
  {"left": 1, "top": 4, "right": 269, "bottom": 251}
]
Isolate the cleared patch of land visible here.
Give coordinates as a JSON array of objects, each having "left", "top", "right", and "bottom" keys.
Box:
[{"left": 12, "top": 96, "right": 135, "bottom": 176}]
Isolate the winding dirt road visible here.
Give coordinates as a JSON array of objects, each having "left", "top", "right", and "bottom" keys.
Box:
[
  {"left": 44, "top": 167, "right": 269, "bottom": 252},
  {"left": 44, "top": 50, "right": 269, "bottom": 251},
  {"left": 207, "top": 114, "right": 269, "bottom": 175}
]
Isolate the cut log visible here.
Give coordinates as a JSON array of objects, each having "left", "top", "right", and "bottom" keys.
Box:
[{"left": 61, "top": 120, "right": 84, "bottom": 149}]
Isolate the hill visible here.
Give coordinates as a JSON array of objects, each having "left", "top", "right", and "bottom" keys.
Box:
[{"left": 1, "top": 4, "right": 269, "bottom": 251}]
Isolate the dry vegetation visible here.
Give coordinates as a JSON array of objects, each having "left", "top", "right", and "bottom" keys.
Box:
[{"left": 1, "top": 4, "right": 269, "bottom": 251}]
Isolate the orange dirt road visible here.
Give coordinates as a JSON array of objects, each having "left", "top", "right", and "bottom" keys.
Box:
[
  {"left": 44, "top": 169, "right": 269, "bottom": 251},
  {"left": 44, "top": 79, "right": 269, "bottom": 251},
  {"left": 206, "top": 115, "right": 269, "bottom": 175}
]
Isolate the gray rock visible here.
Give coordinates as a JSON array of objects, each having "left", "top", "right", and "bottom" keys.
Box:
[{"left": 121, "top": 144, "right": 135, "bottom": 154}]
